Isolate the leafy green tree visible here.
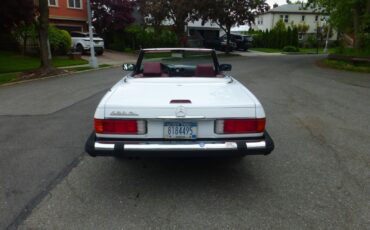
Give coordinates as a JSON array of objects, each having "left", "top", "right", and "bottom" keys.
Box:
[
  {"left": 274, "top": 19, "right": 287, "bottom": 32},
  {"left": 138, "top": 0, "right": 199, "bottom": 44},
  {"left": 306, "top": 0, "right": 370, "bottom": 50},
  {"left": 14, "top": 24, "right": 37, "bottom": 55},
  {"left": 199, "top": 0, "right": 270, "bottom": 53}
]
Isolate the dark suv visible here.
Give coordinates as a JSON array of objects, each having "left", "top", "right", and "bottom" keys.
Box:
[
  {"left": 203, "top": 37, "right": 237, "bottom": 52},
  {"left": 221, "top": 34, "right": 253, "bottom": 51}
]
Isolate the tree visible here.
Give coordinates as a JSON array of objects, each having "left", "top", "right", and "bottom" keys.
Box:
[
  {"left": 199, "top": 0, "right": 270, "bottom": 53},
  {"left": 306, "top": 0, "right": 370, "bottom": 50},
  {"left": 0, "top": 0, "right": 35, "bottom": 32},
  {"left": 274, "top": 19, "right": 287, "bottom": 32},
  {"left": 0, "top": 0, "right": 35, "bottom": 51},
  {"left": 137, "top": 0, "right": 168, "bottom": 30},
  {"left": 14, "top": 24, "right": 37, "bottom": 55},
  {"left": 37, "top": 0, "right": 53, "bottom": 72},
  {"left": 91, "top": 0, "right": 135, "bottom": 35},
  {"left": 137, "top": 0, "right": 198, "bottom": 44}
]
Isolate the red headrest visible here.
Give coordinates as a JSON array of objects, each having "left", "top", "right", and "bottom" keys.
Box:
[
  {"left": 195, "top": 64, "right": 216, "bottom": 77},
  {"left": 143, "top": 62, "right": 162, "bottom": 76}
]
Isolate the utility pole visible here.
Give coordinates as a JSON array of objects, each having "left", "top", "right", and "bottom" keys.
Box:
[
  {"left": 316, "top": 21, "right": 320, "bottom": 54},
  {"left": 323, "top": 0, "right": 331, "bottom": 53},
  {"left": 87, "top": 0, "right": 98, "bottom": 68}
]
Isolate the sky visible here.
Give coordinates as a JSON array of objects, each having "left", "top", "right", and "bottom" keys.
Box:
[{"left": 266, "top": 0, "right": 289, "bottom": 8}]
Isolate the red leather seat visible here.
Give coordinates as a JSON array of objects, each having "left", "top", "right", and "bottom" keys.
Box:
[
  {"left": 195, "top": 64, "right": 216, "bottom": 77},
  {"left": 143, "top": 62, "right": 162, "bottom": 77}
]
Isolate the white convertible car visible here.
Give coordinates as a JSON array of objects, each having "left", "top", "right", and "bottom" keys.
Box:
[{"left": 85, "top": 48, "right": 274, "bottom": 157}]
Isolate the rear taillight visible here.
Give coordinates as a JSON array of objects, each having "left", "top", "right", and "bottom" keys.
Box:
[
  {"left": 215, "top": 118, "right": 266, "bottom": 134},
  {"left": 94, "top": 119, "right": 146, "bottom": 134}
]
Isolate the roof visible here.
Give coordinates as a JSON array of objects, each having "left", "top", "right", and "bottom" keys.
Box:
[{"left": 267, "top": 4, "right": 322, "bottom": 14}]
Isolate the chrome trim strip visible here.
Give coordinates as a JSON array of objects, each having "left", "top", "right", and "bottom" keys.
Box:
[
  {"left": 246, "top": 141, "right": 266, "bottom": 149},
  {"left": 124, "top": 142, "right": 238, "bottom": 151},
  {"left": 94, "top": 140, "right": 267, "bottom": 151},
  {"left": 156, "top": 116, "right": 206, "bottom": 119},
  {"left": 95, "top": 142, "right": 115, "bottom": 151}
]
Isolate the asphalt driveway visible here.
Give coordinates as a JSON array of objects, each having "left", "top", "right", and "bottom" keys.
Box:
[{"left": 1, "top": 55, "right": 369, "bottom": 229}]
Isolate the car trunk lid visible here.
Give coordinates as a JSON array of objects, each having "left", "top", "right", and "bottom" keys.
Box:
[{"left": 104, "top": 77, "right": 257, "bottom": 118}]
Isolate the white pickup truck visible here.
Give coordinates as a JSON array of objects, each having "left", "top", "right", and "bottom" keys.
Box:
[{"left": 70, "top": 31, "right": 104, "bottom": 55}]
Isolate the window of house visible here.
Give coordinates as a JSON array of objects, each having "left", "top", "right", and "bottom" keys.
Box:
[
  {"left": 315, "top": 15, "right": 319, "bottom": 21},
  {"left": 48, "top": 0, "right": 58, "bottom": 6},
  {"left": 284, "top": 15, "right": 289, "bottom": 23},
  {"left": 298, "top": 33, "right": 303, "bottom": 40},
  {"left": 301, "top": 15, "right": 305, "bottom": 21},
  {"left": 68, "top": 0, "right": 82, "bottom": 9}
]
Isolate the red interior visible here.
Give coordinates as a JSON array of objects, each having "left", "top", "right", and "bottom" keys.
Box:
[
  {"left": 143, "top": 62, "right": 162, "bottom": 77},
  {"left": 195, "top": 64, "right": 216, "bottom": 77}
]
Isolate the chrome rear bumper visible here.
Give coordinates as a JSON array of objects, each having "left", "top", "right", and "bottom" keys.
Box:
[{"left": 85, "top": 132, "right": 274, "bottom": 157}]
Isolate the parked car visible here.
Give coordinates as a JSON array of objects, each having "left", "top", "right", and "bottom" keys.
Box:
[
  {"left": 85, "top": 48, "right": 274, "bottom": 158},
  {"left": 203, "top": 37, "right": 237, "bottom": 52},
  {"left": 70, "top": 31, "right": 104, "bottom": 55},
  {"left": 221, "top": 33, "right": 253, "bottom": 51}
]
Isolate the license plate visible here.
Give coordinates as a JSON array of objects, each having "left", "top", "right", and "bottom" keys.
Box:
[{"left": 163, "top": 121, "right": 197, "bottom": 139}]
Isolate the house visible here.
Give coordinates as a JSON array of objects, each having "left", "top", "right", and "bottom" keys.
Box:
[
  {"left": 252, "top": 3, "right": 337, "bottom": 41},
  {"left": 159, "top": 19, "right": 224, "bottom": 47},
  {"left": 48, "top": 0, "right": 88, "bottom": 32}
]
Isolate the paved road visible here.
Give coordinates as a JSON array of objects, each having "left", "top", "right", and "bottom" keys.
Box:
[{"left": 1, "top": 55, "right": 369, "bottom": 229}]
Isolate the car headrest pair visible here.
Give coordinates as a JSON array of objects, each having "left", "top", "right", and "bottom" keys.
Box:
[{"left": 143, "top": 62, "right": 216, "bottom": 77}]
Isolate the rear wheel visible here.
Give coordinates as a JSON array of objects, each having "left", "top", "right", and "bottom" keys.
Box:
[
  {"left": 76, "top": 44, "right": 84, "bottom": 54},
  {"left": 96, "top": 50, "right": 104, "bottom": 56}
]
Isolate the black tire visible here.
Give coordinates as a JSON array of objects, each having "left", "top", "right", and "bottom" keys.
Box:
[
  {"left": 76, "top": 44, "right": 84, "bottom": 54},
  {"left": 96, "top": 50, "right": 104, "bottom": 56}
]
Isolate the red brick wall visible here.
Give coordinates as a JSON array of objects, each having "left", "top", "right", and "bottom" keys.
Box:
[{"left": 49, "top": 0, "right": 88, "bottom": 21}]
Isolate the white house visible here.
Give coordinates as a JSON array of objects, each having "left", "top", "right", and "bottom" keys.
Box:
[{"left": 252, "top": 4, "right": 337, "bottom": 41}]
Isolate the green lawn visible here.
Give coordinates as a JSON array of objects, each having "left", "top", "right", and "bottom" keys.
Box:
[
  {"left": 0, "top": 72, "right": 19, "bottom": 84},
  {"left": 0, "top": 51, "right": 88, "bottom": 73},
  {"left": 250, "top": 47, "right": 335, "bottom": 54},
  {"left": 333, "top": 48, "right": 370, "bottom": 57},
  {"left": 322, "top": 59, "right": 370, "bottom": 73}
]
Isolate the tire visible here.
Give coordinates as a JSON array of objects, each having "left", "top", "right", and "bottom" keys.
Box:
[
  {"left": 96, "top": 50, "right": 104, "bottom": 56},
  {"left": 76, "top": 44, "right": 84, "bottom": 54}
]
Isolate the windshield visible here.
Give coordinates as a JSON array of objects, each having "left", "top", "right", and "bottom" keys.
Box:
[{"left": 134, "top": 50, "right": 221, "bottom": 78}]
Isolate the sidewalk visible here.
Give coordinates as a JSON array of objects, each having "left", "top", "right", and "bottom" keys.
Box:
[
  {"left": 234, "top": 50, "right": 285, "bottom": 56},
  {"left": 81, "top": 50, "right": 137, "bottom": 67}
]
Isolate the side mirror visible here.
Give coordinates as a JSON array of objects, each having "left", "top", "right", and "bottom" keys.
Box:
[
  {"left": 122, "top": 63, "right": 135, "bottom": 71},
  {"left": 219, "top": 64, "right": 232, "bottom": 71}
]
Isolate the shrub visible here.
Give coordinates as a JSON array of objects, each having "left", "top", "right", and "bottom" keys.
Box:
[
  {"left": 307, "top": 35, "right": 317, "bottom": 48},
  {"left": 48, "top": 26, "right": 72, "bottom": 55},
  {"left": 252, "top": 27, "right": 298, "bottom": 49},
  {"left": 282, "top": 46, "right": 300, "bottom": 52}
]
